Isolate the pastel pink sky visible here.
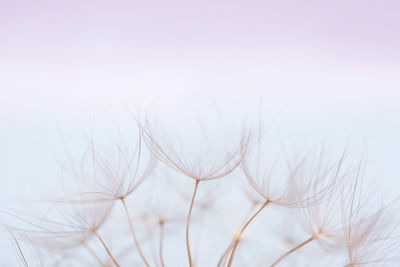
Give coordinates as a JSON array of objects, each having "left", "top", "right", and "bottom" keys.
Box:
[
  {"left": 2, "top": 1, "right": 400, "bottom": 70},
  {"left": 1, "top": 0, "right": 400, "bottom": 122}
]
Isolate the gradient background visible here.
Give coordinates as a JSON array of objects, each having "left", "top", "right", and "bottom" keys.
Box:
[{"left": 1, "top": 0, "right": 400, "bottom": 264}]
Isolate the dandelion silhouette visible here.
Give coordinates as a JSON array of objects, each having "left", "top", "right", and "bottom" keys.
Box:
[
  {"left": 139, "top": 118, "right": 249, "bottom": 267},
  {"left": 2, "top": 115, "right": 400, "bottom": 267}
]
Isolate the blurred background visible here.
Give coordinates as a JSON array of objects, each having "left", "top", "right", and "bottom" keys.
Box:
[{"left": 1, "top": 0, "right": 399, "bottom": 265}]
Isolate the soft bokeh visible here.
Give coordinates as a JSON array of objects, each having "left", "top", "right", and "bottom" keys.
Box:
[{"left": 1, "top": 0, "right": 399, "bottom": 264}]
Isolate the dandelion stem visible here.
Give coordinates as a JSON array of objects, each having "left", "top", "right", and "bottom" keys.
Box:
[
  {"left": 270, "top": 236, "right": 315, "bottom": 267},
  {"left": 217, "top": 242, "right": 234, "bottom": 267},
  {"left": 227, "top": 200, "right": 270, "bottom": 267},
  {"left": 10, "top": 232, "right": 28, "bottom": 267},
  {"left": 187, "top": 180, "right": 200, "bottom": 267},
  {"left": 94, "top": 230, "right": 120, "bottom": 267},
  {"left": 120, "top": 197, "right": 151, "bottom": 267},
  {"left": 217, "top": 203, "right": 258, "bottom": 267},
  {"left": 159, "top": 222, "right": 166, "bottom": 267}
]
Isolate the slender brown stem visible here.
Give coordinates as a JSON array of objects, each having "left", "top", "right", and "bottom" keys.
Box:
[
  {"left": 159, "top": 222, "right": 166, "bottom": 267},
  {"left": 187, "top": 180, "right": 200, "bottom": 267},
  {"left": 94, "top": 230, "right": 120, "bottom": 267},
  {"left": 270, "top": 236, "right": 315, "bottom": 267},
  {"left": 217, "top": 203, "right": 258, "bottom": 267},
  {"left": 227, "top": 200, "right": 270, "bottom": 267},
  {"left": 10, "top": 232, "right": 28, "bottom": 267},
  {"left": 217, "top": 242, "right": 234, "bottom": 267},
  {"left": 120, "top": 197, "right": 151, "bottom": 267}
]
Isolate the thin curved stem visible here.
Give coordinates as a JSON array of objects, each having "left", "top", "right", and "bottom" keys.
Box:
[
  {"left": 10, "top": 231, "right": 28, "bottom": 267},
  {"left": 227, "top": 200, "right": 270, "bottom": 267},
  {"left": 270, "top": 236, "right": 315, "bottom": 267},
  {"left": 94, "top": 230, "right": 120, "bottom": 267},
  {"left": 217, "top": 203, "right": 258, "bottom": 267},
  {"left": 217, "top": 242, "right": 234, "bottom": 267},
  {"left": 187, "top": 180, "right": 200, "bottom": 267},
  {"left": 120, "top": 197, "right": 151, "bottom": 267},
  {"left": 159, "top": 222, "right": 166, "bottom": 267}
]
